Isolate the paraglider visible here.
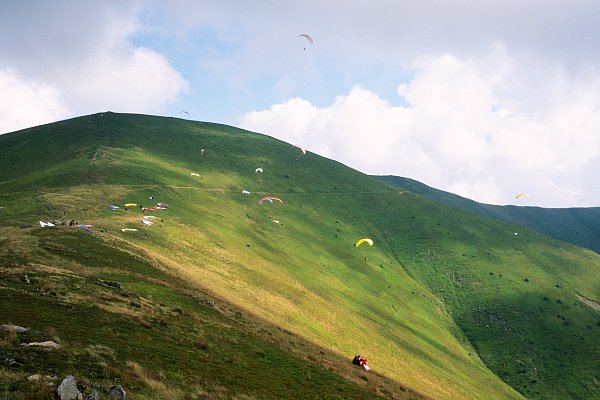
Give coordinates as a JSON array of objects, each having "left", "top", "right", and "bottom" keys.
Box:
[
  {"left": 200, "top": 148, "right": 205, "bottom": 157},
  {"left": 124, "top": 203, "right": 137, "bottom": 207},
  {"left": 39, "top": 221, "right": 55, "bottom": 228},
  {"left": 354, "top": 238, "right": 373, "bottom": 247},
  {"left": 255, "top": 168, "right": 263, "bottom": 173},
  {"left": 259, "top": 196, "right": 283, "bottom": 204},
  {"left": 179, "top": 111, "right": 189, "bottom": 115},
  {"left": 121, "top": 228, "right": 138, "bottom": 232},
  {"left": 191, "top": 172, "right": 201, "bottom": 176},
  {"left": 355, "top": 238, "right": 373, "bottom": 261},
  {"left": 242, "top": 190, "right": 251, "bottom": 195},
  {"left": 108, "top": 205, "right": 119, "bottom": 211},
  {"left": 77, "top": 225, "right": 92, "bottom": 231},
  {"left": 141, "top": 219, "right": 153, "bottom": 225},
  {"left": 293, "top": 144, "right": 307, "bottom": 159},
  {"left": 298, "top": 33, "right": 313, "bottom": 50},
  {"left": 515, "top": 193, "right": 529, "bottom": 199},
  {"left": 293, "top": 144, "right": 307, "bottom": 155}
]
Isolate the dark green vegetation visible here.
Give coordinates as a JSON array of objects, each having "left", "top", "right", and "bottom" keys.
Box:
[
  {"left": 1, "top": 113, "right": 599, "bottom": 399},
  {"left": 377, "top": 175, "right": 600, "bottom": 255}
]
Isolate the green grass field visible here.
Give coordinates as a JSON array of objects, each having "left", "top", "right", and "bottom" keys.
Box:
[{"left": 1, "top": 112, "right": 599, "bottom": 399}]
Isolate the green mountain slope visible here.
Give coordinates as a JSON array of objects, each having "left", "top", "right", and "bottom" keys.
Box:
[
  {"left": 1, "top": 113, "right": 599, "bottom": 399},
  {"left": 376, "top": 175, "right": 600, "bottom": 255}
]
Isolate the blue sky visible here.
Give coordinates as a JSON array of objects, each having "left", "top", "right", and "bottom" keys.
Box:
[{"left": 2, "top": 1, "right": 600, "bottom": 207}]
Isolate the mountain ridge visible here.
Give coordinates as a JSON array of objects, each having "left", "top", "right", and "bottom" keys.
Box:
[{"left": 376, "top": 175, "right": 600, "bottom": 254}]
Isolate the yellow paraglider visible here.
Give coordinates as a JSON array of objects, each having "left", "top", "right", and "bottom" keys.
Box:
[
  {"left": 355, "top": 238, "right": 374, "bottom": 247},
  {"left": 515, "top": 193, "right": 529, "bottom": 199}
]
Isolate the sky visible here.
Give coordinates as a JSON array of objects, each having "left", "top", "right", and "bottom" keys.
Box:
[{"left": 2, "top": 0, "right": 600, "bottom": 208}]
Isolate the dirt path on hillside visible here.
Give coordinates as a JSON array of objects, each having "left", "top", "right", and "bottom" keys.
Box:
[{"left": 577, "top": 294, "right": 600, "bottom": 312}]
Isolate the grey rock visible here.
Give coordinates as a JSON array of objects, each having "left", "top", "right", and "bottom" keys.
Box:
[
  {"left": 57, "top": 375, "right": 81, "bottom": 400},
  {"left": 21, "top": 340, "right": 61, "bottom": 350},
  {"left": 5, "top": 357, "right": 22, "bottom": 368},
  {"left": 84, "top": 390, "right": 100, "bottom": 400},
  {"left": 0, "top": 324, "right": 28, "bottom": 333},
  {"left": 107, "top": 385, "right": 126, "bottom": 400}
]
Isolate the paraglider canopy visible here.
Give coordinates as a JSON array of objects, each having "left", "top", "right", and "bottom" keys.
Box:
[
  {"left": 298, "top": 33, "right": 313, "bottom": 44},
  {"left": 259, "top": 196, "right": 283, "bottom": 204},
  {"left": 294, "top": 144, "right": 307, "bottom": 155},
  {"left": 255, "top": 168, "right": 263, "bottom": 173},
  {"left": 355, "top": 238, "right": 373, "bottom": 247},
  {"left": 298, "top": 33, "right": 313, "bottom": 50},
  {"left": 242, "top": 190, "right": 251, "bottom": 195},
  {"left": 515, "top": 193, "right": 529, "bottom": 199}
]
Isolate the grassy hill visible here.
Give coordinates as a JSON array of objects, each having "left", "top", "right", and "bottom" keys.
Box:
[
  {"left": 376, "top": 175, "right": 600, "bottom": 255},
  {"left": 1, "top": 112, "right": 599, "bottom": 399}
]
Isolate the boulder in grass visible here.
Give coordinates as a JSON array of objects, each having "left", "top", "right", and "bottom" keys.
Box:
[
  {"left": 0, "top": 324, "right": 28, "bottom": 333},
  {"left": 57, "top": 375, "right": 82, "bottom": 400},
  {"left": 107, "top": 385, "right": 126, "bottom": 400},
  {"left": 21, "top": 340, "right": 61, "bottom": 350},
  {"left": 84, "top": 390, "right": 100, "bottom": 400}
]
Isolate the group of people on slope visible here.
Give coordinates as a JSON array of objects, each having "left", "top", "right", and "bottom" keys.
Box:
[{"left": 352, "top": 355, "right": 370, "bottom": 372}]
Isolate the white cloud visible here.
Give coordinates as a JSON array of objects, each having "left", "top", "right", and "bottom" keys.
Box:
[
  {"left": 0, "top": 1, "right": 187, "bottom": 134},
  {"left": 241, "top": 48, "right": 600, "bottom": 207},
  {"left": 0, "top": 69, "right": 68, "bottom": 133}
]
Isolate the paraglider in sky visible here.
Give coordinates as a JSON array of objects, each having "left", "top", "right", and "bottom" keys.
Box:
[
  {"left": 191, "top": 172, "right": 200, "bottom": 176},
  {"left": 515, "top": 193, "right": 529, "bottom": 199},
  {"left": 242, "top": 190, "right": 251, "bottom": 195},
  {"left": 255, "top": 168, "right": 263, "bottom": 173},
  {"left": 298, "top": 33, "right": 313, "bottom": 50},
  {"left": 179, "top": 111, "right": 189, "bottom": 115},
  {"left": 293, "top": 144, "right": 307, "bottom": 158},
  {"left": 354, "top": 238, "right": 373, "bottom": 247},
  {"left": 259, "top": 196, "right": 283, "bottom": 204}
]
